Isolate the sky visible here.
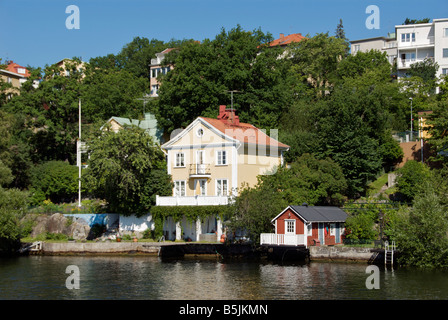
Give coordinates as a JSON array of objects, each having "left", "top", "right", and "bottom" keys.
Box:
[{"left": 1, "top": 0, "right": 447, "bottom": 69}]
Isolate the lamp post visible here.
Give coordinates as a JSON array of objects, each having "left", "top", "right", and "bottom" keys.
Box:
[{"left": 409, "top": 97, "right": 413, "bottom": 141}]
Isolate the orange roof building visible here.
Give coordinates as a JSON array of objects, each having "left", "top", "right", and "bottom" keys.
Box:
[
  {"left": 268, "top": 33, "right": 307, "bottom": 47},
  {"left": 4, "top": 60, "right": 31, "bottom": 77},
  {"left": 158, "top": 105, "right": 289, "bottom": 204}
]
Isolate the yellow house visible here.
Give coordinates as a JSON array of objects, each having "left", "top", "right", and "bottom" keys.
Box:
[{"left": 155, "top": 105, "right": 289, "bottom": 241}]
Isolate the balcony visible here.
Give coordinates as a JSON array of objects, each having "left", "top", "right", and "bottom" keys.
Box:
[
  {"left": 260, "top": 233, "right": 307, "bottom": 247},
  {"left": 189, "top": 163, "right": 211, "bottom": 178},
  {"left": 398, "top": 57, "right": 434, "bottom": 69},
  {"left": 156, "top": 195, "right": 229, "bottom": 206}
]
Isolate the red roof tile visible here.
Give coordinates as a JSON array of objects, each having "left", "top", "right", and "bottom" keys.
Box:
[
  {"left": 268, "top": 33, "right": 307, "bottom": 47},
  {"left": 200, "top": 116, "right": 290, "bottom": 149},
  {"left": 5, "top": 61, "right": 31, "bottom": 77}
]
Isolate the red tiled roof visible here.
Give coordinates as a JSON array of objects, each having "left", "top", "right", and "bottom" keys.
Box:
[
  {"left": 200, "top": 116, "right": 290, "bottom": 149},
  {"left": 268, "top": 33, "right": 307, "bottom": 47},
  {"left": 161, "top": 48, "right": 177, "bottom": 54},
  {"left": 5, "top": 61, "right": 31, "bottom": 77}
]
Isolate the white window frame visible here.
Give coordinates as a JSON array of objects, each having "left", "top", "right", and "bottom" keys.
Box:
[
  {"left": 442, "top": 68, "right": 448, "bottom": 75},
  {"left": 175, "top": 152, "right": 185, "bottom": 167},
  {"left": 443, "top": 48, "right": 448, "bottom": 59},
  {"left": 330, "top": 223, "right": 336, "bottom": 236},
  {"left": 196, "top": 128, "right": 204, "bottom": 138},
  {"left": 216, "top": 150, "right": 227, "bottom": 166},
  {"left": 401, "top": 33, "right": 415, "bottom": 43},
  {"left": 444, "top": 28, "right": 448, "bottom": 37},
  {"left": 216, "top": 179, "right": 228, "bottom": 196},
  {"left": 307, "top": 223, "right": 312, "bottom": 236},
  {"left": 197, "top": 179, "right": 207, "bottom": 196},
  {"left": 285, "top": 220, "right": 296, "bottom": 235},
  {"left": 174, "top": 180, "right": 186, "bottom": 197}
]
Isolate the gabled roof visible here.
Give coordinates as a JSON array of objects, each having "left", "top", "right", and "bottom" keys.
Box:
[
  {"left": 200, "top": 117, "right": 290, "bottom": 149},
  {"left": 269, "top": 33, "right": 307, "bottom": 47},
  {"left": 102, "top": 113, "right": 163, "bottom": 142},
  {"left": 4, "top": 61, "right": 31, "bottom": 77},
  {"left": 162, "top": 105, "right": 290, "bottom": 150},
  {"left": 272, "top": 205, "right": 348, "bottom": 223}
]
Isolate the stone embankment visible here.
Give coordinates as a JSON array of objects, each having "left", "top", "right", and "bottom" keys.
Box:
[
  {"left": 41, "top": 241, "right": 167, "bottom": 255},
  {"left": 309, "top": 245, "right": 384, "bottom": 263},
  {"left": 37, "top": 241, "right": 383, "bottom": 263}
]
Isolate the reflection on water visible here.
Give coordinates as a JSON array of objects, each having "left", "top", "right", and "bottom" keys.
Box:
[{"left": 1, "top": 255, "right": 448, "bottom": 300}]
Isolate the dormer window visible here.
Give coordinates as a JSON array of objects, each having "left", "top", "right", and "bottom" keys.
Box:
[{"left": 17, "top": 68, "right": 26, "bottom": 74}]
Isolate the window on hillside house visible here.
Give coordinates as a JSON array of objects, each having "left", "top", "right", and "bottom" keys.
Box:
[
  {"left": 216, "top": 179, "right": 228, "bottom": 196},
  {"left": 401, "top": 33, "right": 415, "bottom": 43},
  {"left": 174, "top": 180, "right": 186, "bottom": 197},
  {"left": 307, "top": 224, "right": 312, "bottom": 236},
  {"left": 330, "top": 223, "right": 337, "bottom": 236},
  {"left": 175, "top": 152, "right": 185, "bottom": 167},
  {"left": 443, "top": 48, "right": 448, "bottom": 58},
  {"left": 217, "top": 150, "right": 227, "bottom": 165},
  {"left": 286, "top": 220, "right": 295, "bottom": 234},
  {"left": 444, "top": 28, "right": 448, "bottom": 37}
]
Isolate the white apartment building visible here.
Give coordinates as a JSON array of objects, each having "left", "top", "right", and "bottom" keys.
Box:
[
  {"left": 149, "top": 48, "right": 175, "bottom": 97},
  {"left": 350, "top": 34, "right": 398, "bottom": 65},
  {"left": 396, "top": 18, "right": 448, "bottom": 78},
  {"left": 350, "top": 18, "right": 448, "bottom": 79}
]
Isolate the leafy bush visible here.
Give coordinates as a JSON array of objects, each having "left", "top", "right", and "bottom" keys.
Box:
[
  {"left": 345, "top": 213, "right": 378, "bottom": 241},
  {"left": 395, "top": 160, "right": 432, "bottom": 203},
  {"left": 30, "top": 161, "right": 81, "bottom": 205}
]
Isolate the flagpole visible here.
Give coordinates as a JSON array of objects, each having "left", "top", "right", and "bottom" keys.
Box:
[{"left": 78, "top": 98, "right": 82, "bottom": 208}]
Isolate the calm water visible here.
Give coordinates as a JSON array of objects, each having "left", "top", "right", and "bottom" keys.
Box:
[{"left": 1, "top": 255, "right": 448, "bottom": 300}]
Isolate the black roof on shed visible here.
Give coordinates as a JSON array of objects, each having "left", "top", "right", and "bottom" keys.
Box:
[{"left": 288, "top": 205, "right": 348, "bottom": 223}]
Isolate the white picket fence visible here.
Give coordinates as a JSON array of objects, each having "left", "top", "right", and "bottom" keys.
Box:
[{"left": 260, "top": 233, "right": 307, "bottom": 247}]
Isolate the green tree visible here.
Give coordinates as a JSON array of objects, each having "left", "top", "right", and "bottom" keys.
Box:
[
  {"left": 157, "top": 25, "right": 293, "bottom": 132},
  {"left": 393, "top": 187, "right": 448, "bottom": 268},
  {"left": 425, "top": 101, "right": 448, "bottom": 163},
  {"left": 0, "top": 160, "right": 29, "bottom": 254},
  {"left": 259, "top": 153, "right": 347, "bottom": 206},
  {"left": 395, "top": 160, "right": 432, "bottom": 202},
  {"left": 29, "top": 160, "right": 80, "bottom": 205},
  {"left": 406, "top": 57, "right": 439, "bottom": 83},
  {"left": 403, "top": 18, "right": 430, "bottom": 25},
  {"left": 228, "top": 183, "right": 288, "bottom": 245},
  {"left": 335, "top": 18, "right": 350, "bottom": 55},
  {"left": 336, "top": 49, "right": 391, "bottom": 80},
  {"left": 83, "top": 125, "right": 172, "bottom": 216},
  {"left": 80, "top": 64, "right": 149, "bottom": 122},
  {"left": 289, "top": 32, "right": 348, "bottom": 97}
]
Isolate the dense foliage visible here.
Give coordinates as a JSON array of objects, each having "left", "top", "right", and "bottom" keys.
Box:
[
  {"left": 83, "top": 125, "right": 172, "bottom": 216},
  {"left": 1, "top": 24, "right": 448, "bottom": 259}
]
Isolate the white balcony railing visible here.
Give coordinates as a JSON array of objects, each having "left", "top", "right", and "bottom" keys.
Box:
[
  {"left": 260, "top": 233, "right": 307, "bottom": 247},
  {"left": 189, "top": 164, "right": 211, "bottom": 178},
  {"left": 398, "top": 57, "right": 433, "bottom": 69},
  {"left": 156, "top": 195, "right": 229, "bottom": 206}
]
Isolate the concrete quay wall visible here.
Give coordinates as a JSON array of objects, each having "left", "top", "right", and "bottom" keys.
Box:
[
  {"left": 42, "top": 242, "right": 166, "bottom": 255},
  {"left": 309, "top": 246, "right": 381, "bottom": 263}
]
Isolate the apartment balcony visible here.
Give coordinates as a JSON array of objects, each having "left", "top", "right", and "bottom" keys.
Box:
[
  {"left": 189, "top": 163, "right": 211, "bottom": 178},
  {"left": 156, "top": 195, "right": 229, "bottom": 206},
  {"left": 260, "top": 233, "right": 307, "bottom": 247},
  {"left": 398, "top": 57, "right": 434, "bottom": 69}
]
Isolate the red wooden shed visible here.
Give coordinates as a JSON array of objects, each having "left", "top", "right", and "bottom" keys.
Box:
[{"left": 260, "top": 205, "right": 348, "bottom": 247}]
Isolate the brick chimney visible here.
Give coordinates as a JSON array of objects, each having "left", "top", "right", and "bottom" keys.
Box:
[
  {"left": 217, "top": 105, "right": 239, "bottom": 126},
  {"left": 280, "top": 33, "right": 284, "bottom": 39}
]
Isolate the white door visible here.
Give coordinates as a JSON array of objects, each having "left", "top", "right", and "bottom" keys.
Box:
[
  {"left": 284, "top": 220, "right": 296, "bottom": 245},
  {"left": 196, "top": 150, "right": 205, "bottom": 174}
]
